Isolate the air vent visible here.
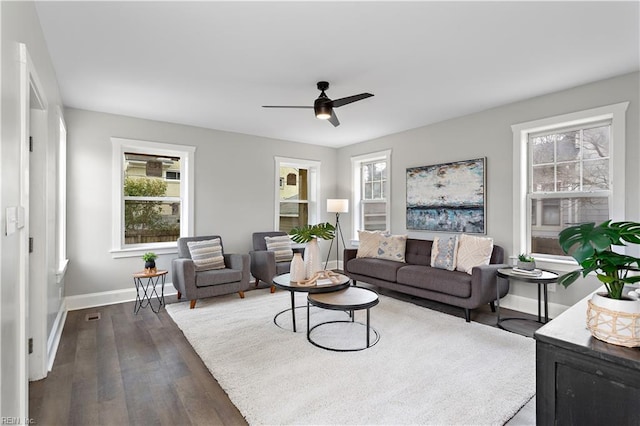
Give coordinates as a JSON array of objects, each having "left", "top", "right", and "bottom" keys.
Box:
[{"left": 85, "top": 312, "right": 101, "bottom": 322}]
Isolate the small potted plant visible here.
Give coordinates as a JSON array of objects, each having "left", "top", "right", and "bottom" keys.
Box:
[
  {"left": 289, "top": 223, "right": 335, "bottom": 278},
  {"left": 558, "top": 220, "right": 640, "bottom": 347},
  {"left": 517, "top": 253, "right": 536, "bottom": 270},
  {"left": 142, "top": 252, "right": 158, "bottom": 272}
]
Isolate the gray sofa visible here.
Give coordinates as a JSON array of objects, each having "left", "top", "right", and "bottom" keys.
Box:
[{"left": 344, "top": 238, "right": 508, "bottom": 322}]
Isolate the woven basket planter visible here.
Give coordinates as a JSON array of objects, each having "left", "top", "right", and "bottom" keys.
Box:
[{"left": 586, "top": 293, "right": 640, "bottom": 348}]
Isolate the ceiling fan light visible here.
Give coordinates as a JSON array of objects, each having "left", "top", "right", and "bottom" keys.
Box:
[{"left": 315, "top": 103, "right": 332, "bottom": 120}]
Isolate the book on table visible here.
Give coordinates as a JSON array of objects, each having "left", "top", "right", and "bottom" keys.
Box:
[{"left": 511, "top": 267, "right": 543, "bottom": 277}]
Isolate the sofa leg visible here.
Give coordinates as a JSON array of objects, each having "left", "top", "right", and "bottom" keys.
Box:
[
  {"left": 464, "top": 308, "right": 471, "bottom": 322},
  {"left": 238, "top": 291, "right": 245, "bottom": 299},
  {"left": 270, "top": 285, "right": 276, "bottom": 293},
  {"left": 254, "top": 278, "right": 260, "bottom": 287},
  {"left": 490, "top": 301, "right": 496, "bottom": 312},
  {"left": 352, "top": 279, "right": 357, "bottom": 286},
  {"left": 189, "top": 299, "right": 197, "bottom": 309},
  {"left": 177, "top": 291, "right": 182, "bottom": 300}
]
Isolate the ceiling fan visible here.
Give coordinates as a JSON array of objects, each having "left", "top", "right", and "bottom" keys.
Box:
[{"left": 262, "top": 81, "right": 374, "bottom": 127}]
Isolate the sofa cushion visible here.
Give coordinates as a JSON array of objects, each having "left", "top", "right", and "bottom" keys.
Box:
[
  {"left": 404, "top": 239, "right": 433, "bottom": 266},
  {"left": 195, "top": 268, "right": 242, "bottom": 287},
  {"left": 397, "top": 265, "right": 472, "bottom": 298},
  {"left": 456, "top": 234, "right": 494, "bottom": 275},
  {"left": 431, "top": 236, "right": 459, "bottom": 271},
  {"left": 187, "top": 238, "right": 226, "bottom": 271},
  {"left": 376, "top": 233, "right": 407, "bottom": 262},
  {"left": 347, "top": 258, "right": 404, "bottom": 282},
  {"left": 264, "top": 235, "right": 293, "bottom": 262},
  {"left": 357, "top": 230, "right": 385, "bottom": 258}
]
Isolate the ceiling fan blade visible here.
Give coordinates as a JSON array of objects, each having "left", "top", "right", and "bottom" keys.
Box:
[
  {"left": 262, "top": 105, "right": 313, "bottom": 108},
  {"left": 331, "top": 93, "right": 374, "bottom": 108},
  {"left": 328, "top": 110, "right": 340, "bottom": 127}
]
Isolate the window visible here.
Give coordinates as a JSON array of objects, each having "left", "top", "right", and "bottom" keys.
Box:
[
  {"left": 351, "top": 150, "right": 391, "bottom": 237},
  {"left": 275, "top": 157, "right": 320, "bottom": 233},
  {"left": 111, "top": 138, "right": 195, "bottom": 257},
  {"left": 512, "top": 102, "right": 628, "bottom": 266}
]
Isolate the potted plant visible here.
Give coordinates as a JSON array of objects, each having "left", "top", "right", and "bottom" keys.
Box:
[
  {"left": 517, "top": 253, "right": 536, "bottom": 270},
  {"left": 558, "top": 220, "right": 640, "bottom": 347},
  {"left": 142, "top": 252, "right": 158, "bottom": 271},
  {"left": 289, "top": 223, "right": 335, "bottom": 278}
]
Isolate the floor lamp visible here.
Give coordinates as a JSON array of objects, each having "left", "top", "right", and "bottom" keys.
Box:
[{"left": 324, "top": 199, "right": 348, "bottom": 271}]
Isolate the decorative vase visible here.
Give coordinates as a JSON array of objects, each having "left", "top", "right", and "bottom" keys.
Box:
[
  {"left": 517, "top": 260, "right": 536, "bottom": 270},
  {"left": 304, "top": 238, "right": 321, "bottom": 279},
  {"left": 289, "top": 253, "right": 305, "bottom": 283},
  {"left": 587, "top": 291, "right": 640, "bottom": 347}
]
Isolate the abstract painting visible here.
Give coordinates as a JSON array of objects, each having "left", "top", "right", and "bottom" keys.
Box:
[{"left": 406, "top": 158, "right": 486, "bottom": 233}]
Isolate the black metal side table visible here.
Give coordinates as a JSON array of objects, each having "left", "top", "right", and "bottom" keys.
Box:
[
  {"left": 496, "top": 267, "right": 558, "bottom": 331},
  {"left": 133, "top": 269, "right": 168, "bottom": 314}
]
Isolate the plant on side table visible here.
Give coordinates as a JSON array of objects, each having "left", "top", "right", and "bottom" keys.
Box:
[
  {"left": 517, "top": 253, "right": 536, "bottom": 270},
  {"left": 558, "top": 220, "right": 640, "bottom": 347},
  {"left": 289, "top": 223, "right": 335, "bottom": 279},
  {"left": 142, "top": 252, "right": 158, "bottom": 273}
]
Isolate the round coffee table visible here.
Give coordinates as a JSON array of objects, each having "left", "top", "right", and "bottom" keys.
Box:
[
  {"left": 307, "top": 286, "right": 380, "bottom": 351},
  {"left": 272, "top": 272, "right": 351, "bottom": 332}
]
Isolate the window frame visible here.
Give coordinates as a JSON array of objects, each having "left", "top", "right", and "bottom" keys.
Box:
[
  {"left": 351, "top": 150, "right": 392, "bottom": 240},
  {"left": 111, "top": 137, "right": 195, "bottom": 258},
  {"left": 274, "top": 156, "right": 321, "bottom": 231},
  {"left": 511, "top": 102, "right": 628, "bottom": 270}
]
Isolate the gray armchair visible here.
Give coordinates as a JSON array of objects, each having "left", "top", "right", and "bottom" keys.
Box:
[
  {"left": 250, "top": 231, "right": 304, "bottom": 293},
  {"left": 172, "top": 235, "right": 250, "bottom": 309}
]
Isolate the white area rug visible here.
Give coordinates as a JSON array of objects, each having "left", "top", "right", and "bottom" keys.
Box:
[{"left": 166, "top": 290, "right": 535, "bottom": 425}]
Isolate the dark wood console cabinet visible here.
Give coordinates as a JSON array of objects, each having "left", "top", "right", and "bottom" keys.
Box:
[{"left": 535, "top": 294, "right": 640, "bottom": 425}]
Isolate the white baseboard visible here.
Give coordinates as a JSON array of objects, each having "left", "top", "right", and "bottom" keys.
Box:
[
  {"left": 499, "top": 293, "right": 570, "bottom": 320},
  {"left": 65, "top": 283, "right": 178, "bottom": 311},
  {"left": 47, "top": 299, "right": 67, "bottom": 372}
]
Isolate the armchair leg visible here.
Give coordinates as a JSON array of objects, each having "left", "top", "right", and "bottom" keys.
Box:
[
  {"left": 490, "top": 301, "right": 496, "bottom": 312},
  {"left": 177, "top": 291, "right": 182, "bottom": 300},
  {"left": 270, "top": 285, "right": 276, "bottom": 293},
  {"left": 189, "top": 299, "right": 197, "bottom": 309},
  {"left": 254, "top": 278, "right": 260, "bottom": 287},
  {"left": 238, "top": 291, "right": 245, "bottom": 299}
]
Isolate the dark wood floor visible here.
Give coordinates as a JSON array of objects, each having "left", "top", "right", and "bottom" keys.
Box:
[{"left": 29, "top": 286, "right": 539, "bottom": 425}]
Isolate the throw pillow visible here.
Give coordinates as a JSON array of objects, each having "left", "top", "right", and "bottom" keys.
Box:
[
  {"left": 356, "top": 230, "right": 385, "bottom": 258},
  {"left": 456, "top": 234, "right": 494, "bottom": 275},
  {"left": 264, "top": 235, "right": 293, "bottom": 263},
  {"left": 376, "top": 233, "right": 408, "bottom": 263},
  {"left": 187, "top": 238, "right": 226, "bottom": 271},
  {"left": 430, "top": 236, "right": 459, "bottom": 271}
]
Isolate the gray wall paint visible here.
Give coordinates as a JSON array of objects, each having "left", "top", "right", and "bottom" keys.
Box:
[
  {"left": 64, "top": 108, "right": 338, "bottom": 297},
  {"left": 337, "top": 71, "right": 639, "bottom": 308}
]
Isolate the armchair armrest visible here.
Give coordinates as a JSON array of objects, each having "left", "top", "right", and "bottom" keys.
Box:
[
  {"left": 224, "top": 253, "right": 251, "bottom": 289},
  {"left": 250, "top": 250, "right": 277, "bottom": 284},
  {"left": 171, "top": 258, "right": 198, "bottom": 296}
]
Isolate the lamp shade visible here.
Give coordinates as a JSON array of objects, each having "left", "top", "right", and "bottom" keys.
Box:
[{"left": 327, "top": 199, "right": 349, "bottom": 214}]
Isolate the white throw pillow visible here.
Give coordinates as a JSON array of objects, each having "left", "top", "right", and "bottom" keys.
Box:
[
  {"left": 357, "top": 230, "right": 385, "bottom": 258},
  {"left": 430, "top": 236, "right": 459, "bottom": 271},
  {"left": 376, "top": 234, "right": 407, "bottom": 263},
  {"left": 456, "top": 234, "right": 493, "bottom": 275},
  {"left": 187, "top": 238, "right": 226, "bottom": 271},
  {"left": 264, "top": 235, "right": 293, "bottom": 263}
]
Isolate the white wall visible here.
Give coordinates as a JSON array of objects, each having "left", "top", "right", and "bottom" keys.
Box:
[
  {"left": 1, "top": 0, "right": 64, "bottom": 417},
  {"left": 337, "top": 71, "right": 640, "bottom": 310},
  {"left": 64, "top": 108, "right": 338, "bottom": 297}
]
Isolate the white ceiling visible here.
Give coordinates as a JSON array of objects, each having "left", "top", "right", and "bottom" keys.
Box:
[{"left": 35, "top": 1, "right": 640, "bottom": 148}]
